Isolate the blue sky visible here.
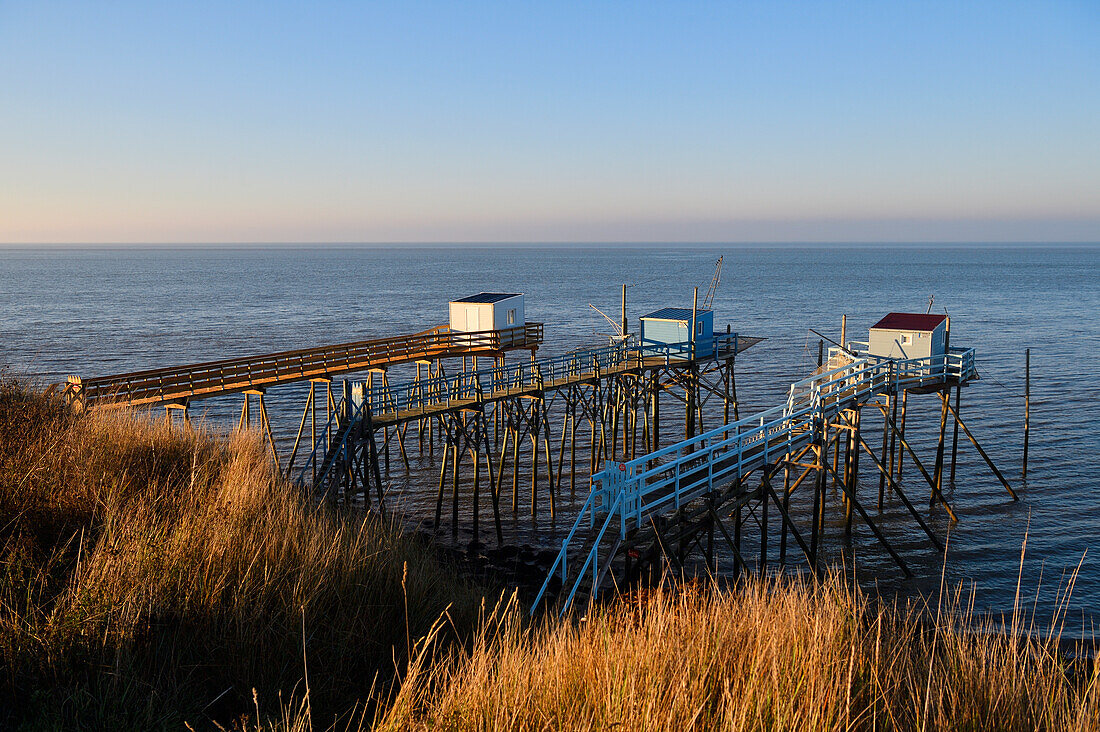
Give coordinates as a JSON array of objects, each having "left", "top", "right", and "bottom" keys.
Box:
[{"left": 1, "top": 1, "right": 1097, "bottom": 243}]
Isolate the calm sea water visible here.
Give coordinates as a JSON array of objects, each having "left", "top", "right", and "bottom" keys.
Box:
[{"left": 2, "top": 244, "right": 1098, "bottom": 635}]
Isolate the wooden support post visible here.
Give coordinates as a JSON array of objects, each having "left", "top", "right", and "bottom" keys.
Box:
[
  {"left": 685, "top": 366, "right": 698, "bottom": 439},
  {"left": 484, "top": 442, "right": 503, "bottom": 545},
  {"left": 944, "top": 399, "right": 1019, "bottom": 501},
  {"left": 878, "top": 393, "right": 891, "bottom": 509},
  {"left": 434, "top": 428, "right": 450, "bottom": 530},
  {"left": 822, "top": 458, "right": 911, "bottom": 577},
  {"left": 556, "top": 412, "right": 568, "bottom": 494},
  {"left": 544, "top": 429, "right": 555, "bottom": 519},
  {"left": 651, "top": 376, "right": 660, "bottom": 452},
  {"left": 621, "top": 283, "right": 628, "bottom": 339},
  {"left": 451, "top": 440, "right": 460, "bottom": 538},
  {"left": 949, "top": 386, "right": 961, "bottom": 488},
  {"left": 1023, "top": 348, "right": 1030, "bottom": 480},
  {"left": 709, "top": 505, "right": 752, "bottom": 576},
  {"left": 817, "top": 340, "right": 824, "bottom": 369},
  {"left": 723, "top": 358, "right": 731, "bottom": 425},
  {"left": 472, "top": 444, "right": 481, "bottom": 545},
  {"left": 570, "top": 413, "right": 578, "bottom": 497},
  {"left": 734, "top": 503, "right": 742, "bottom": 578},
  {"left": 810, "top": 443, "right": 824, "bottom": 566},
  {"left": 731, "top": 367, "right": 740, "bottom": 422},
  {"left": 759, "top": 473, "right": 769, "bottom": 571},
  {"left": 287, "top": 381, "right": 316, "bottom": 475},
  {"left": 396, "top": 422, "right": 412, "bottom": 472},
  {"left": 326, "top": 381, "right": 335, "bottom": 447},
  {"left": 238, "top": 392, "right": 250, "bottom": 432},
  {"left": 779, "top": 455, "right": 791, "bottom": 564},
  {"left": 494, "top": 428, "right": 509, "bottom": 516},
  {"left": 896, "top": 390, "right": 908, "bottom": 480},
  {"left": 764, "top": 471, "right": 817, "bottom": 571},
  {"left": 881, "top": 408, "right": 959, "bottom": 522},
  {"left": 512, "top": 427, "right": 520, "bottom": 512},
  {"left": 706, "top": 506, "right": 715, "bottom": 573},
  {"left": 932, "top": 390, "right": 949, "bottom": 504},
  {"left": 531, "top": 433, "right": 539, "bottom": 518},
  {"left": 832, "top": 421, "right": 841, "bottom": 488},
  {"left": 256, "top": 391, "right": 279, "bottom": 467},
  {"left": 845, "top": 408, "right": 861, "bottom": 535},
  {"left": 852, "top": 428, "right": 944, "bottom": 551}
]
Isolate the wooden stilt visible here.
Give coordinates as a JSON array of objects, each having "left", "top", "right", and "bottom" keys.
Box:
[
  {"left": 472, "top": 445, "right": 480, "bottom": 545},
  {"left": 896, "top": 390, "right": 908, "bottom": 480},
  {"left": 570, "top": 414, "right": 578, "bottom": 497},
  {"left": 881, "top": 409, "right": 959, "bottom": 521},
  {"left": 1023, "top": 348, "right": 1030, "bottom": 480},
  {"left": 779, "top": 455, "right": 792, "bottom": 564},
  {"left": 944, "top": 400, "right": 1019, "bottom": 501},
  {"left": 949, "top": 385, "right": 961, "bottom": 488},
  {"left": 531, "top": 434, "right": 539, "bottom": 517},
  {"left": 932, "top": 390, "right": 949, "bottom": 504},
  {"left": 435, "top": 432, "right": 449, "bottom": 530},
  {"left": 852, "top": 428, "right": 943, "bottom": 550},
  {"left": 878, "top": 393, "right": 891, "bottom": 509},
  {"left": 759, "top": 472, "right": 769, "bottom": 570},
  {"left": 512, "top": 427, "right": 520, "bottom": 512},
  {"left": 822, "top": 458, "right": 910, "bottom": 577},
  {"left": 451, "top": 442, "right": 460, "bottom": 538}
]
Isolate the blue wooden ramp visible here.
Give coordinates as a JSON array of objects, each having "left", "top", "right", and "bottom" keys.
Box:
[{"left": 531, "top": 346, "right": 980, "bottom": 616}]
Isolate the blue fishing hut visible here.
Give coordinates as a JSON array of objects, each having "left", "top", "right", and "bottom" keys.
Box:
[{"left": 639, "top": 307, "right": 714, "bottom": 359}]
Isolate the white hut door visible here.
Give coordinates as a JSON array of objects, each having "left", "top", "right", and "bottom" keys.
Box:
[{"left": 465, "top": 306, "right": 481, "bottom": 332}]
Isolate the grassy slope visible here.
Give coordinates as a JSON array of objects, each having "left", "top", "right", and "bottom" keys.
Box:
[
  {"left": 0, "top": 378, "right": 481, "bottom": 729},
  {"left": 2, "top": 378, "right": 1096, "bottom": 730}
]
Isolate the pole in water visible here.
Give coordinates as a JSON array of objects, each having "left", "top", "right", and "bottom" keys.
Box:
[
  {"left": 817, "top": 340, "right": 824, "bottom": 369},
  {"left": 621, "top": 283, "right": 627, "bottom": 339},
  {"left": 1023, "top": 348, "right": 1030, "bottom": 480}
]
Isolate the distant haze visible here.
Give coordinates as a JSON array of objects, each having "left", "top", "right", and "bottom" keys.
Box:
[{"left": 1, "top": 1, "right": 1098, "bottom": 244}]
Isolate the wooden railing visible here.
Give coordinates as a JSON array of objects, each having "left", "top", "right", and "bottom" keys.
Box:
[{"left": 66, "top": 323, "right": 544, "bottom": 408}]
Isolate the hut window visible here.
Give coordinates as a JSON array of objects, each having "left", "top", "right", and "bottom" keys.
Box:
[
  {"left": 901, "top": 333, "right": 913, "bottom": 345},
  {"left": 507, "top": 308, "right": 516, "bottom": 325},
  {"left": 696, "top": 321, "right": 704, "bottom": 335}
]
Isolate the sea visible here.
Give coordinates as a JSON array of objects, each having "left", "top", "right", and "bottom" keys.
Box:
[{"left": 2, "top": 244, "right": 1098, "bottom": 637}]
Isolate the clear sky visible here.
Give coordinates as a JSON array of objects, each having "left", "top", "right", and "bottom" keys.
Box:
[{"left": 1, "top": 1, "right": 1098, "bottom": 244}]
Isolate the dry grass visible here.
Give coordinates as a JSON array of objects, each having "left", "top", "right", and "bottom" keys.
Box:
[
  {"left": 2, "top": 376, "right": 1096, "bottom": 730},
  {"left": 0, "top": 376, "right": 481, "bottom": 729},
  {"left": 376, "top": 577, "right": 1098, "bottom": 731}
]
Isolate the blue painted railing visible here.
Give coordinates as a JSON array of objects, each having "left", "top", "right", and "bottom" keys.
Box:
[{"left": 532, "top": 347, "right": 978, "bottom": 615}]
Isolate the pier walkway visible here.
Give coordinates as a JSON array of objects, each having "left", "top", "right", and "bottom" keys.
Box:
[
  {"left": 296, "top": 333, "right": 760, "bottom": 488},
  {"left": 533, "top": 346, "right": 980, "bottom": 614},
  {"left": 64, "top": 323, "right": 544, "bottom": 409}
]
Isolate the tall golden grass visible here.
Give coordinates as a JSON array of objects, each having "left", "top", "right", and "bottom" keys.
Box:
[
  {"left": 2, "top": 376, "right": 1096, "bottom": 730},
  {"left": 0, "top": 377, "right": 480, "bottom": 728},
  {"left": 376, "top": 576, "right": 1097, "bottom": 731}
]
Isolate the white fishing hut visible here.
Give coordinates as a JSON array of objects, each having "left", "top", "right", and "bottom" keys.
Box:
[
  {"left": 868, "top": 313, "right": 948, "bottom": 359},
  {"left": 449, "top": 293, "right": 525, "bottom": 333}
]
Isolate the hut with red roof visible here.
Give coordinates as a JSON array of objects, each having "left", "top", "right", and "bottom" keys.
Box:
[{"left": 868, "top": 312, "right": 947, "bottom": 360}]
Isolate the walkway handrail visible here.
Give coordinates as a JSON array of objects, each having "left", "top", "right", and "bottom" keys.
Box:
[
  {"left": 349, "top": 337, "right": 694, "bottom": 419},
  {"left": 533, "top": 347, "right": 977, "bottom": 615},
  {"left": 68, "top": 322, "right": 545, "bottom": 408}
]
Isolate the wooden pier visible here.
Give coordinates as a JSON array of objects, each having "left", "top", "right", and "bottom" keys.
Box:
[
  {"left": 533, "top": 341, "right": 1019, "bottom": 615},
  {"left": 62, "top": 305, "right": 1018, "bottom": 614}
]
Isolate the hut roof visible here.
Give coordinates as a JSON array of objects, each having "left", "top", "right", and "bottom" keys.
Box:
[
  {"left": 641, "top": 307, "right": 712, "bottom": 321},
  {"left": 870, "top": 313, "right": 947, "bottom": 331},
  {"left": 452, "top": 292, "right": 522, "bottom": 304}
]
